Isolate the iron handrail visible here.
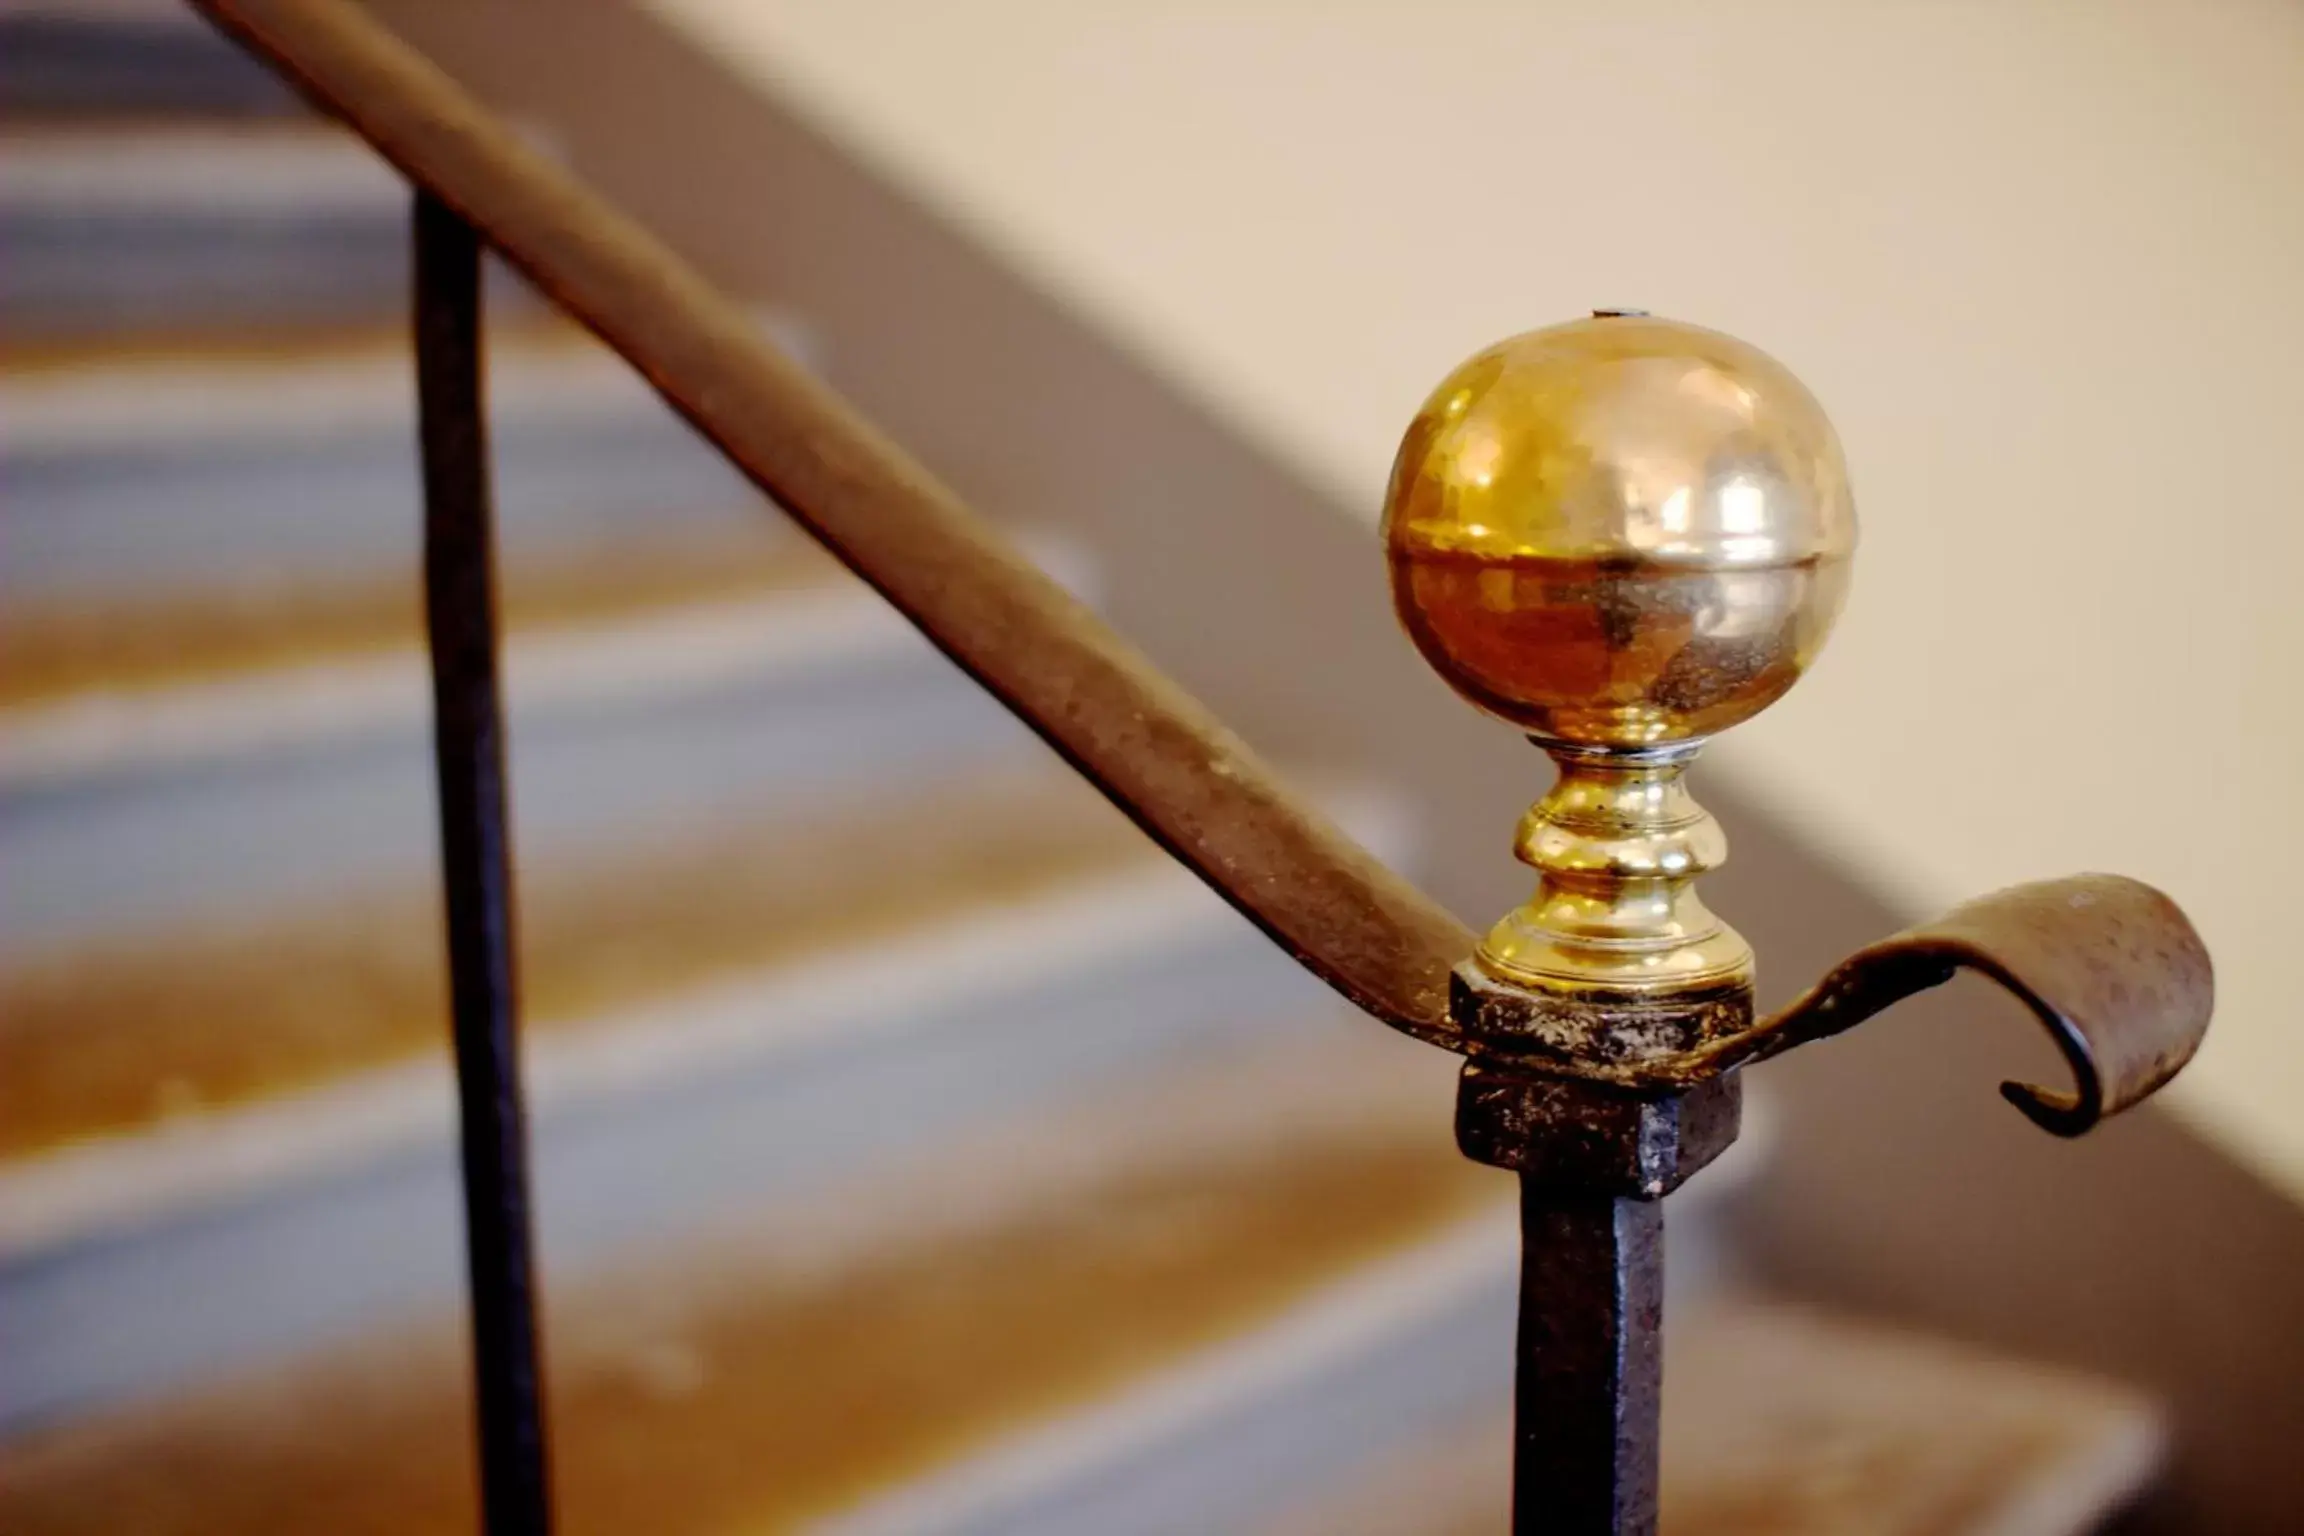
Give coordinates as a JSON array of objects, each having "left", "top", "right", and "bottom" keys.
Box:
[{"left": 190, "top": 0, "right": 1474, "bottom": 1051}]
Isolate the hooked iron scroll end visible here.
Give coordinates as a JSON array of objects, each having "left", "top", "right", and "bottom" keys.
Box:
[{"left": 1751, "top": 874, "right": 2212, "bottom": 1137}]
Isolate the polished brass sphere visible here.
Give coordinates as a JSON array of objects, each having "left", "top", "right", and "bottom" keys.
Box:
[{"left": 1384, "top": 314, "right": 1856, "bottom": 746}]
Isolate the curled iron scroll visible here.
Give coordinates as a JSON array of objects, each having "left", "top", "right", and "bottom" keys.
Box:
[{"left": 1739, "top": 875, "right": 2213, "bottom": 1135}]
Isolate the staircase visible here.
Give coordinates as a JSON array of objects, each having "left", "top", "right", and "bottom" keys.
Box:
[{"left": 0, "top": 7, "right": 2174, "bottom": 1533}]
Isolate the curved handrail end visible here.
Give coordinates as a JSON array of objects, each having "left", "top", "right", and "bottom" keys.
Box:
[{"left": 1748, "top": 874, "right": 2211, "bottom": 1136}]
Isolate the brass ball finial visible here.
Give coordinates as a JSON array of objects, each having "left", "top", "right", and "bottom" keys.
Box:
[
  {"left": 1384, "top": 315, "right": 1856, "bottom": 1008},
  {"left": 1384, "top": 313, "right": 1854, "bottom": 747}
]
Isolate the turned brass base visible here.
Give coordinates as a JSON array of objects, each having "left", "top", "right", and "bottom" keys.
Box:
[{"left": 1476, "top": 739, "right": 1753, "bottom": 994}]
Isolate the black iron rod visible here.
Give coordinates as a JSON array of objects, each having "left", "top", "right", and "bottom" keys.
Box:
[
  {"left": 414, "top": 190, "right": 554, "bottom": 1536},
  {"left": 1512, "top": 1186, "right": 1663, "bottom": 1535}
]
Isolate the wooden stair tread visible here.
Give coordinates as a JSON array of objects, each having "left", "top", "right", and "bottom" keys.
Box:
[
  {"left": 0, "top": 1046, "right": 1494, "bottom": 1535},
  {"left": 0, "top": 114, "right": 429, "bottom": 343},
  {"left": 0, "top": 117, "right": 387, "bottom": 193},
  {"left": 0, "top": 768, "right": 1153, "bottom": 1162},
  {"left": 0, "top": 531, "right": 830, "bottom": 714},
  {"left": 0, "top": 303, "right": 605, "bottom": 381}
]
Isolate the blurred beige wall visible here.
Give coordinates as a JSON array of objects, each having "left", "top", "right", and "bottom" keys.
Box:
[{"left": 650, "top": 0, "right": 2304, "bottom": 1197}]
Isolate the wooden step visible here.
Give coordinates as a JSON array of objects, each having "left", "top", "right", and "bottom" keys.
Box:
[
  {"left": 0, "top": 648, "right": 1046, "bottom": 961},
  {"left": 0, "top": 529, "right": 894, "bottom": 790},
  {"left": 0, "top": 769, "right": 1407, "bottom": 1425},
  {"left": 2, "top": 315, "right": 769, "bottom": 616},
  {"left": 0, "top": 310, "right": 709, "bottom": 429},
  {"left": 0, "top": 522, "right": 1092, "bottom": 795},
  {"left": 0, "top": 768, "right": 1153, "bottom": 1168},
  {"left": 0, "top": 304, "right": 1075, "bottom": 803},
  {"left": 0, "top": 120, "right": 397, "bottom": 218},
  {"left": 0, "top": 527, "right": 1097, "bottom": 965},
  {"left": 0, "top": 119, "right": 432, "bottom": 342},
  {"left": 0, "top": 1034, "right": 1500, "bottom": 1535},
  {"left": 0, "top": 5, "right": 301, "bottom": 121},
  {"left": 0, "top": 307, "right": 848, "bottom": 801},
  {"left": 0, "top": 529, "right": 832, "bottom": 717}
]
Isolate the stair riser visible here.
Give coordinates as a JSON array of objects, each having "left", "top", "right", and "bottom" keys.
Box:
[
  {"left": 0, "top": 935, "right": 1333, "bottom": 1432},
  {"left": 0, "top": 222, "right": 504, "bottom": 346},
  {"left": 0, "top": 16, "right": 300, "bottom": 119},
  {"left": 0, "top": 112, "right": 448, "bottom": 342},
  {"left": 5, "top": 404, "right": 754, "bottom": 604},
  {"left": 1, "top": 656, "right": 1024, "bottom": 958}
]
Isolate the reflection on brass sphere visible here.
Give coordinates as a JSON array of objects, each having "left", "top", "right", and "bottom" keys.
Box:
[{"left": 1384, "top": 315, "right": 1856, "bottom": 746}]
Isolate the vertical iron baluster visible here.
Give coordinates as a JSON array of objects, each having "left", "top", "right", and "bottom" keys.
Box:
[
  {"left": 414, "top": 189, "right": 554, "bottom": 1536},
  {"left": 1513, "top": 1187, "right": 1663, "bottom": 1535}
]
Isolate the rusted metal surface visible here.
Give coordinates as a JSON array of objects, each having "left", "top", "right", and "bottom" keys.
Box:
[
  {"left": 1730, "top": 874, "right": 2213, "bottom": 1135},
  {"left": 1457, "top": 1068, "right": 1740, "bottom": 1200},
  {"left": 1452, "top": 965, "right": 1754, "bottom": 1068},
  {"left": 415, "top": 190, "right": 554, "bottom": 1536},
  {"left": 187, "top": 0, "right": 1472, "bottom": 1052},
  {"left": 1514, "top": 1191, "right": 1663, "bottom": 1536},
  {"left": 1465, "top": 1069, "right": 1733, "bottom": 1536},
  {"left": 1438, "top": 876, "right": 2212, "bottom": 1136}
]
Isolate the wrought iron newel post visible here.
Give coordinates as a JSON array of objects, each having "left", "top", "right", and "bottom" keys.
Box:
[
  {"left": 414, "top": 190, "right": 555, "bottom": 1536},
  {"left": 1377, "top": 313, "right": 2212, "bottom": 1534}
]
